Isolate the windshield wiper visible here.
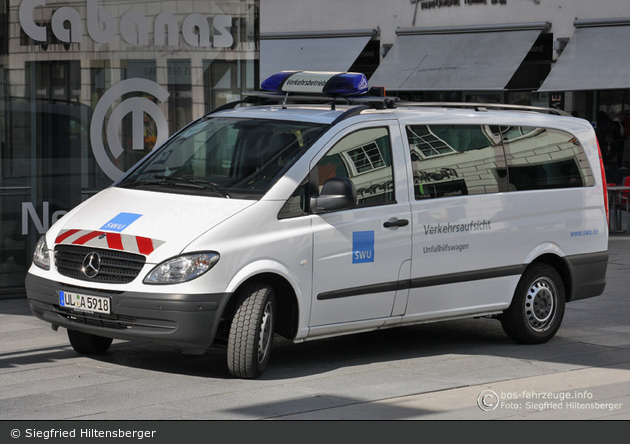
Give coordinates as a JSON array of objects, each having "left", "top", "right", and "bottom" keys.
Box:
[{"left": 151, "top": 175, "right": 231, "bottom": 198}]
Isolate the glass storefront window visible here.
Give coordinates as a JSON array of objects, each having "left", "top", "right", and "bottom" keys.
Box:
[
  {"left": 598, "top": 90, "right": 630, "bottom": 120},
  {"left": 0, "top": 0, "right": 259, "bottom": 295}
]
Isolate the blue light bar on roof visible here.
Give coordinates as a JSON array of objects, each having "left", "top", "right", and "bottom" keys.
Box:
[
  {"left": 260, "top": 71, "right": 369, "bottom": 96},
  {"left": 260, "top": 71, "right": 298, "bottom": 93}
]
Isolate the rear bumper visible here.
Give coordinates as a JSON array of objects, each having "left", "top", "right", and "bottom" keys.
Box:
[
  {"left": 567, "top": 251, "right": 608, "bottom": 301},
  {"left": 25, "top": 273, "right": 230, "bottom": 351}
]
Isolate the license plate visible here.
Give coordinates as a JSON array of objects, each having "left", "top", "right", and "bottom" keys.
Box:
[{"left": 59, "top": 291, "right": 111, "bottom": 315}]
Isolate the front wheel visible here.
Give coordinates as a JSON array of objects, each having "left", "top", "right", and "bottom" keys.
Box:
[
  {"left": 227, "top": 283, "right": 276, "bottom": 379},
  {"left": 67, "top": 329, "right": 113, "bottom": 354},
  {"left": 500, "top": 263, "right": 566, "bottom": 344}
]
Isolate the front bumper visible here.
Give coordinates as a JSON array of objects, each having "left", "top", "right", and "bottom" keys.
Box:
[{"left": 25, "top": 273, "right": 230, "bottom": 352}]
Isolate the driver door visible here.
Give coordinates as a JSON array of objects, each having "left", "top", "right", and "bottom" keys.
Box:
[{"left": 308, "top": 122, "right": 412, "bottom": 330}]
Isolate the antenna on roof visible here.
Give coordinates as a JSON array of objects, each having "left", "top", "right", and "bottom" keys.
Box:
[{"left": 282, "top": 92, "right": 289, "bottom": 109}]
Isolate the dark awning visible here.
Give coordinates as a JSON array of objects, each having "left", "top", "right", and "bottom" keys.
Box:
[
  {"left": 369, "top": 22, "right": 550, "bottom": 91},
  {"left": 260, "top": 29, "right": 378, "bottom": 81},
  {"left": 538, "top": 18, "right": 630, "bottom": 92}
]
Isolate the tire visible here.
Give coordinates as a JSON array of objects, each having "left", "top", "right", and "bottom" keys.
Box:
[
  {"left": 500, "top": 263, "right": 566, "bottom": 344},
  {"left": 227, "top": 283, "right": 276, "bottom": 379},
  {"left": 67, "top": 329, "right": 113, "bottom": 354}
]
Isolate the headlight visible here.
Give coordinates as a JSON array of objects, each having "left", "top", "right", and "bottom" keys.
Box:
[
  {"left": 33, "top": 235, "right": 50, "bottom": 270},
  {"left": 143, "top": 252, "right": 220, "bottom": 284}
]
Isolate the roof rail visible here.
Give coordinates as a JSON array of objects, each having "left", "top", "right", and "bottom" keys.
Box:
[
  {"left": 209, "top": 95, "right": 569, "bottom": 119},
  {"left": 397, "top": 101, "right": 570, "bottom": 116},
  {"left": 330, "top": 105, "right": 372, "bottom": 126}
]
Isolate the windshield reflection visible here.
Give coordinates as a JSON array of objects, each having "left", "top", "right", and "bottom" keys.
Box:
[{"left": 117, "top": 117, "right": 327, "bottom": 199}]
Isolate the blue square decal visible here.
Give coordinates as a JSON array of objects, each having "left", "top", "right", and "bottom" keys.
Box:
[
  {"left": 353, "top": 231, "right": 374, "bottom": 264},
  {"left": 100, "top": 213, "right": 142, "bottom": 232}
]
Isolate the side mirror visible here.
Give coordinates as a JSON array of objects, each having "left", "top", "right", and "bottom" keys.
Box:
[{"left": 310, "top": 177, "right": 357, "bottom": 214}]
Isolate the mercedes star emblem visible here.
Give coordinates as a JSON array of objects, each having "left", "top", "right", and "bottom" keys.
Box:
[{"left": 82, "top": 252, "right": 101, "bottom": 278}]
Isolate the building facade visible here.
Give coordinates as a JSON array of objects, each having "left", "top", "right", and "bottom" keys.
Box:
[
  {"left": 1, "top": 0, "right": 259, "bottom": 295},
  {"left": 260, "top": 0, "right": 630, "bottom": 119}
]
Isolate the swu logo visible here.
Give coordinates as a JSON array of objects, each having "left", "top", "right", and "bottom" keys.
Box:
[
  {"left": 353, "top": 231, "right": 375, "bottom": 264},
  {"left": 19, "top": 0, "right": 234, "bottom": 48}
]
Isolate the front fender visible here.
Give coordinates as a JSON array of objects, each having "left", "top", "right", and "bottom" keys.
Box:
[
  {"left": 226, "top": 259, "right": 302, "bottom": 294},
  {"left": 226, "top": 259, "right": 310, "bottom": 340}
]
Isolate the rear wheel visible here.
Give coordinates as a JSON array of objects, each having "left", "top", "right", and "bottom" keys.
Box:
[
  {"left": 227, "top": 283, "right": 276, "bottom": 379},
  {"left": 67, "top": 329, "right": 113, "bottom": 354},
  {"left": 500, "top": 263, "right": 566, "bottom": 344}
]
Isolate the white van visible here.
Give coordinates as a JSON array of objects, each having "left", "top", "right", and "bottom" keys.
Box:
[{"left": 26, "top": 72, "right": 609, "bottom": 378}]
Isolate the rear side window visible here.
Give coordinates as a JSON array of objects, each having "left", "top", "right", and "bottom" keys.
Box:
[
  {"left": 406, "top": 124, "right": 594, "bottom": 200},
  {"left": 501, "top": 126, "right": 595, "bottom": 190},
  {"left": 407, "top": 124, "right": 506, "bottom": 199}
]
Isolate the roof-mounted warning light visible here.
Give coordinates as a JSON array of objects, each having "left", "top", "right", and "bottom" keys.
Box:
[
  {"left": 260, "top": 71, "right": 369, "bottom": 96},
  {"left": 207, "top": 71, "right": 395, "bottom": 115}
]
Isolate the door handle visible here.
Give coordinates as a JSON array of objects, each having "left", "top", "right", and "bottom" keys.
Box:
[{"left": 383, "top": 218, "right": 409, "bottom": 228}]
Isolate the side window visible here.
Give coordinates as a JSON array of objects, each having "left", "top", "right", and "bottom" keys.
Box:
[
  {"left": 406, "top": 124, "right": 507, "bottom": 200},
  {"left": 316, "top": 127, "right": 395, "bottom": 207},
  {"left": 278, "top": 127, "right": 395, "bottom": 219},
  {"left": 502, "top": 127, "right": 595, "bottom": 190}
]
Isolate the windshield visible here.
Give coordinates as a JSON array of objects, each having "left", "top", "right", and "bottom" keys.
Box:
[{"left": 117, "top": 117, "right": 327, "bottom": 199}]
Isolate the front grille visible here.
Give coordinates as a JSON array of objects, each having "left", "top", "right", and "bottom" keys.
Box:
[{"left": 55, "top": 245, "right": 146, "bottom": 284}]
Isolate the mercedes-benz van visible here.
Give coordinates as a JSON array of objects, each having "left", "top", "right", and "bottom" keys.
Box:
[{"left": 26, "top": 71, "right": 609, "bottom": 378}]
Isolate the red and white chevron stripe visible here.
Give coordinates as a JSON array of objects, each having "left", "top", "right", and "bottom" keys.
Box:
[{"left": 54, "top": 229, "right": 165, "bottom": 256}]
